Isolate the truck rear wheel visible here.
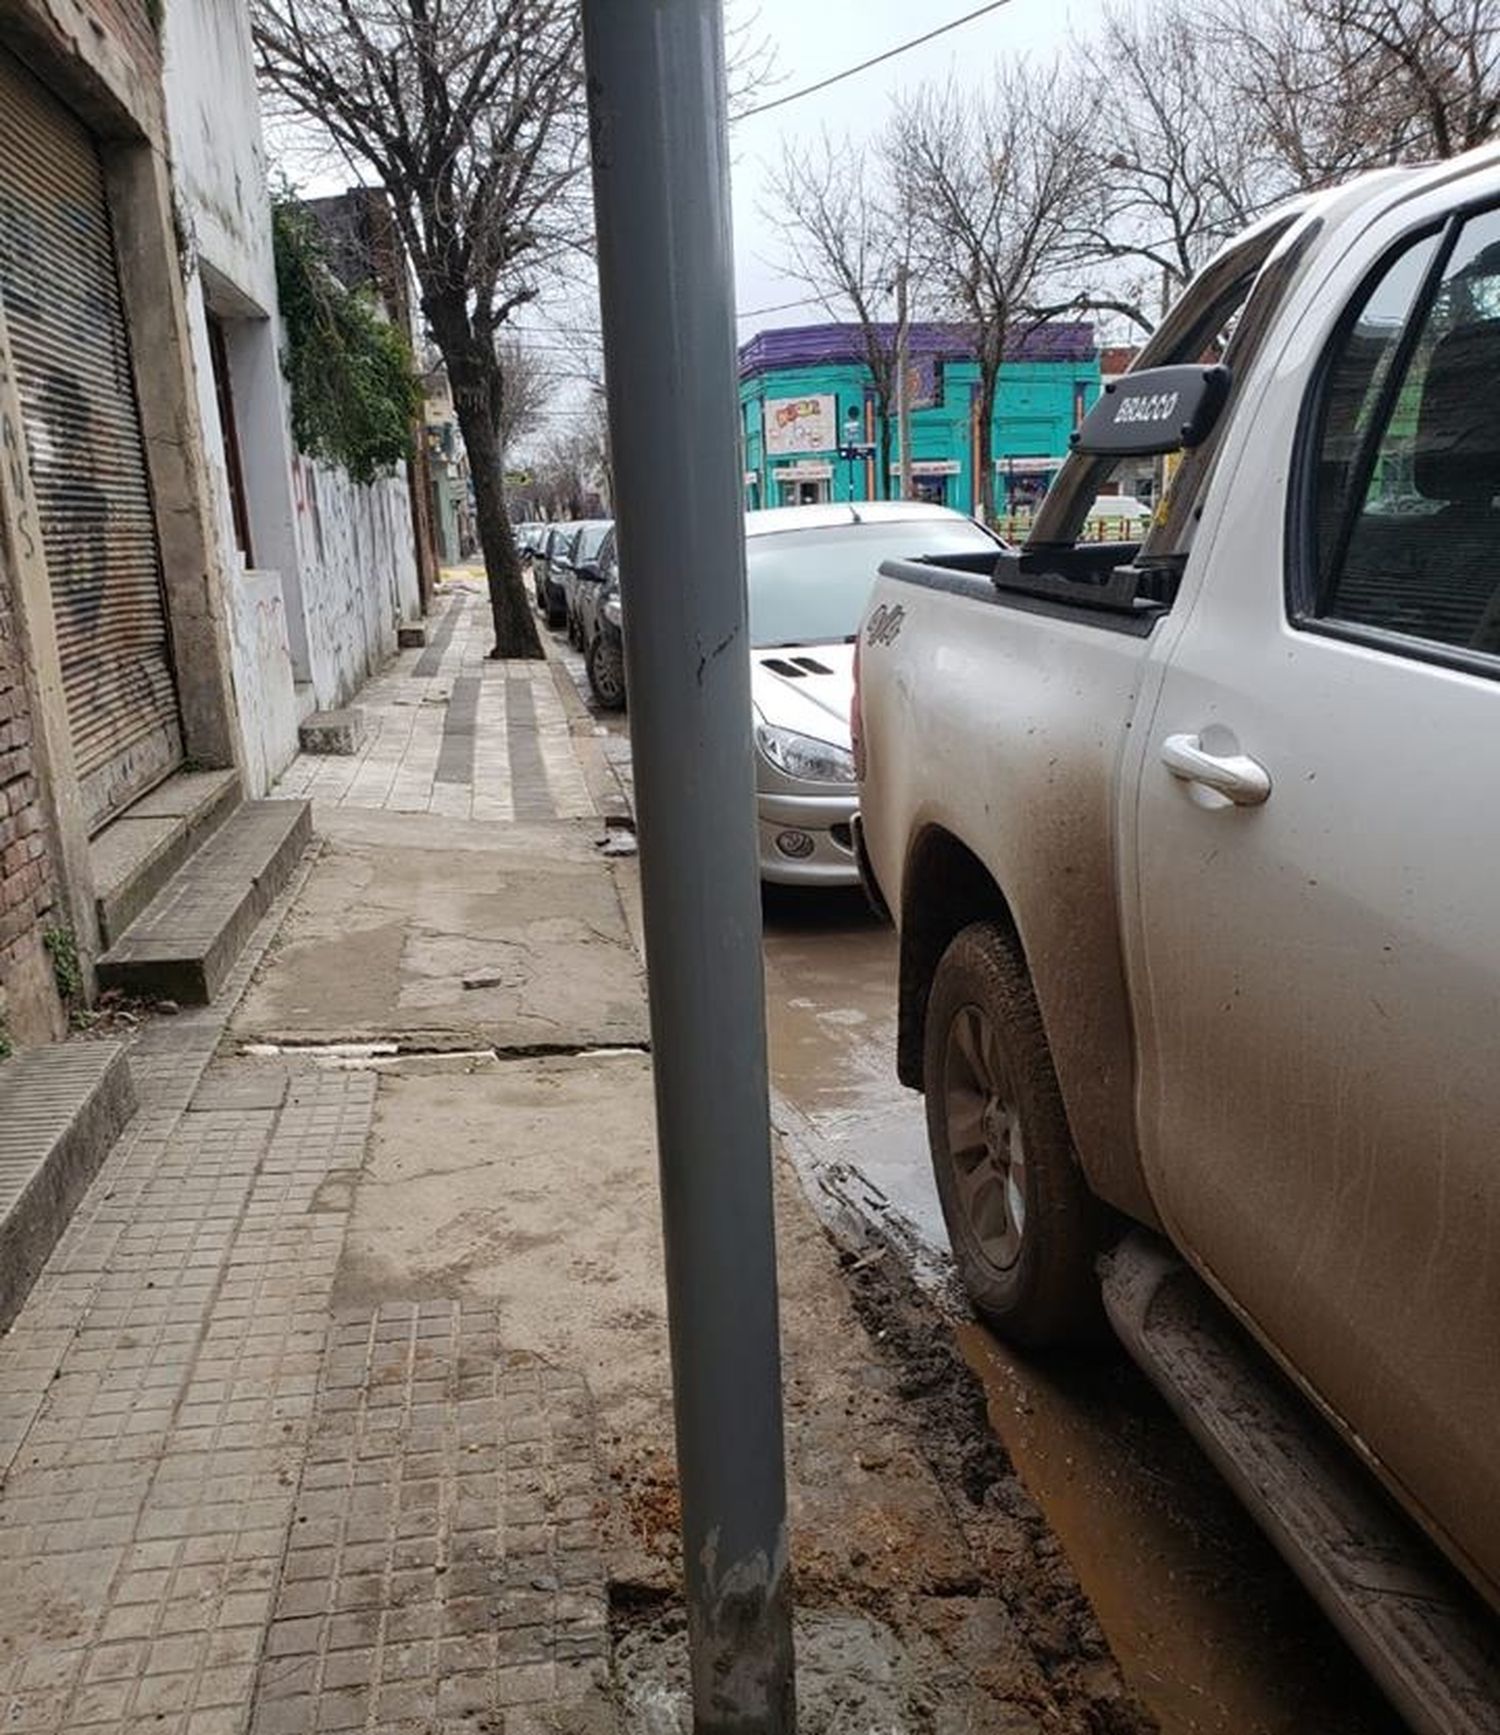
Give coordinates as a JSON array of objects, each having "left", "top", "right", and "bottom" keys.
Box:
[{"left": 923, "top": 921, "right": 1102, "bottom": 1349}]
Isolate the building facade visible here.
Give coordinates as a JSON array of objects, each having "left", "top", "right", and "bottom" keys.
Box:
[
  {"left": 0, "top": 0, "right": 247, "bottom": 1039},
  {"left": 421, "top": 365, "right": 477, "bottom": 566},
  {"left": 0, "top": 0, "right": 425, "bottom": 1048},
  {"left": 739, "top": 322, "right": 1100, "bottom": 518},
  {"left": 161, "top": 5, "right": 422, "bottom": 796}
]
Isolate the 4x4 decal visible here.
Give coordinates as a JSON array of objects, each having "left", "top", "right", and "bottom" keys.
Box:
[{"left": 865, "top": 602, "right": 907, "bottom": 647}]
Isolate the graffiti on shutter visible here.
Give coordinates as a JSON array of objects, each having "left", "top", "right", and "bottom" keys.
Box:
[{"left": 0, "top": 48, "right": 183, "bottom": 830}]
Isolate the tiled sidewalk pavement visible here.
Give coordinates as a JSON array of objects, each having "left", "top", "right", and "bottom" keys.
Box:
[
  {"left": 0, "top": 656, "right": 615, "bottom": 1731},
  {"left": 255, "top": 1305, "right": 608, "bottom": 1735},
  {"left": 0, "top": 1070, "right": 368, "bottom": 1734},
  {"left": 275, "top": 586, "right": 592, "bottom": 824}
]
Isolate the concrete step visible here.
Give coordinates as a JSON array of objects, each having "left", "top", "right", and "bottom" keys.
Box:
[
  {"left": 299, "top": 707, "right": 367, "bottom": 756},
  {"left": 0, "top": 1041, "right": 135, "bottom": 1330},
  {"left": 1103, "top": 1233, "right": 1500, "bottom": 1735},
  {"left": 96, "top": 800, "right": 312, "bottom": 1005},
  {"left": 91, "top": 769, "right": 242, "bottom": 947}
]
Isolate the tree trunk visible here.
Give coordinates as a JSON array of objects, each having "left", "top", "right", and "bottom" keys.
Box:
[
  {"left": 465, "top": 402, "right": 541, "bottom": 657},
  {"left": 976, "top": 352, "right": 1001, "bottom": 526},
  {"left": 433, "top": 307, "right": 543, "bottom": 659},
  {"left": 877, "top": 401, "right": 893, "bottom": 501}
]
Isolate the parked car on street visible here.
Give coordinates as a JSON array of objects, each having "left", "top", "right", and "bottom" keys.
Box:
[
  {"left": 1083, "top": 493, "right": 1151, "bottom": 536},
  {"left": 575, "top": 533, "right": 626, "bottom": 711},
  {"left": 573, "top": 504, "right": 1001, "bottom": 874},
  {"left": 563, "top": 520, "right": 614, "bottom": 647},
  {"left": 535, "top": 521, "right": 579, "bottom": 627},
  {"left": 854, "top": 155, "right": 1500, "bottom": 1730},
  {"left": 747, "top": 502, "right": 999, "bottom": 885}
]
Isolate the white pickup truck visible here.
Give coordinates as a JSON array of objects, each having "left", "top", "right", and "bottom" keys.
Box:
[{"left": 854, "top": 155, "right": 1500, "bottom": 1732}]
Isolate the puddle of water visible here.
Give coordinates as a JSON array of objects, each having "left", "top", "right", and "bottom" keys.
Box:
[{"left": 956, "top": 1325, "right": 1405, "bottom": 1735}]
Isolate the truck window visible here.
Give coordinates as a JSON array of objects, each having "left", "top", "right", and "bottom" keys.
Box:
[{"left": 1302, "top": 206, "right": 1500, "bottom": 663}]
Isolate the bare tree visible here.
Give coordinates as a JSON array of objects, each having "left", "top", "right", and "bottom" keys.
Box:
[
  {"left": 1212, "top": 0, "right": 1500, "bottom": 191},
  {"left": 535, "top": 428, "right": 605, "bottom": 520},
  {"left": 1074, "top": 3, "right": 1264, "bottom": 333},
  {"left": 495, "top": 338, "right": 554, "bottom": 460},
  {"left": 890, "top": 68, "right": 1093, "bottom": 523},
  {"left": 580, "top": 384, "right": 613, "bottom": 513},
  {"left": 254, "top": 1, "right": 589, "bottom": 658},
  {"left": 764, "top": 133, "right": 917, "bottom": 496}
]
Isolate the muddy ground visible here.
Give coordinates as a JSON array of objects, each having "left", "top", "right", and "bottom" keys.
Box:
[
  {"left": 227, "top": 786, "right": 1157, "bottom": 1729},
  {"left": 326, "top": 1046, "right": 1151, "bottom": 1734}
]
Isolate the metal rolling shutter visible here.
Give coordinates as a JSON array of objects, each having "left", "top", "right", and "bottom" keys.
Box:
[{"left": 0, "top": 47, "right": 182, "bottom": 830}]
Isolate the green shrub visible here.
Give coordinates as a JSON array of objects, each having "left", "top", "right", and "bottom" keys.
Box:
[
  {"left": 43, "top": 926, "right": 82, "bottom": 1004},
  {"left": 272, "top": 199, "right": 421, "bottom": 485}
]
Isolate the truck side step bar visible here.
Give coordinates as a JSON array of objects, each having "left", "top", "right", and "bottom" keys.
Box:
[{"left": 1101, "top": 1233, "right": 1500, "bottom": 1735}]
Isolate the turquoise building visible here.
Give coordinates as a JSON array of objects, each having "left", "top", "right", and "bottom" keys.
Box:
[{"left": 738, "top": 321, "right": 1099, "bottom": 518}]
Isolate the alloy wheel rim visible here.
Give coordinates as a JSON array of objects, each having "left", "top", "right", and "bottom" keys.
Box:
[
  {"left": 593, "top": 644, "right": 623, "bottom": 703},
  {"left": 943, "top": 1003, "right": 1027, "bottom": 1271}
]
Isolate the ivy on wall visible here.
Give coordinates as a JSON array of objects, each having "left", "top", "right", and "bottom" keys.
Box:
[{"left": 271, "top": 199, "right": 420, "bottom": 486}]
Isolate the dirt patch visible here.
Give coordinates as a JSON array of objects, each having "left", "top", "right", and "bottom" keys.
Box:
[
  {"left": 606, "top": 1200, "right": 1153, "bottom": 1734},
  {"left": 337, "top": 1049, "right": 1151, "bottom": 1729},
  {"left": 838, "top": 1230, "right": 1153, "bottom": 1732}
]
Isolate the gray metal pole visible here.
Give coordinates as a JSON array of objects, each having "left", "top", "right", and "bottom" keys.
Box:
[{"left": 580, "top": 6, "right": 795, "bottom": 1732}]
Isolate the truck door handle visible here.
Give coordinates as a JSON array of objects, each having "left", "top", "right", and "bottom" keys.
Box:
[{"left": 1160, "top": 733, "right": 1271, "bottom": 806}]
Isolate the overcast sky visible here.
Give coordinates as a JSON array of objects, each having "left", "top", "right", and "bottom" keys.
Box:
[
  {"left": 513, "top": 0, "right": 1095, "bottom": 444},
  {"left": 727, "top": 0, "right": 1088, "bottom": 329}
]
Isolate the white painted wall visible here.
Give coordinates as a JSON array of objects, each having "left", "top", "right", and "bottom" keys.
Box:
[
  {"left": 176, "top": 271, "right": 302, "bottom": 792},
  {"left": 292, "top": 458, "right": 420, "bottom": 707},
  {"left": 159, "top": 0, "right": 275, "bottom": 311},
  {"left": 160, "top": 0, "right": 424, "bottom": 794},
  {"left": 229, "top": 570, "right": 300, "bottom": 800}
]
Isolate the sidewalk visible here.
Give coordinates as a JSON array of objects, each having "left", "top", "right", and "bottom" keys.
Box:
[
  {"left": 0, "top": 586, "right": 621, "bottom": 1735},
  {"left": 0, "top": 584, "right": 1147, "bottom": 1735}
]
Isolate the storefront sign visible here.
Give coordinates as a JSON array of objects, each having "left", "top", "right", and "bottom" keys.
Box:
[
  {"left": 765, "top": 393, "right": 837, "bottom": 456},
  {"left": 994, "top": 456, "right": 1061, "bottom": 474},
  {"left": 890, "top": 459, "right": 960, "bottom": 476},
  {"left": 775, "top": 461, "right": 834, "bottom": 482},
  {"left": 907, "top": 356, "right": 941, "bottom": 412}
]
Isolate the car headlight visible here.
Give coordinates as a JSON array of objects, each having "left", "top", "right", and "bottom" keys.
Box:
[
  {"left": 755, "top": 722, "right": 855, "bottom": 784},
  {"left": 603, "top": 595, "right": 622, "bottom": 627}
]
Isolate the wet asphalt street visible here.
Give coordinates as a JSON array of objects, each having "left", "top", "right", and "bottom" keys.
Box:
[{"left": 550, "top": 623, "right": 1405, "bottom": 1735}]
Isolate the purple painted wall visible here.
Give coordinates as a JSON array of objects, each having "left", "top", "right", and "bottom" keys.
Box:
[{"left": 738, "top": 320, "right": 1095, "bottom": 379}]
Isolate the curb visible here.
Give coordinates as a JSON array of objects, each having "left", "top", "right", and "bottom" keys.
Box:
[{"left": 540, "top": 635, "right": 635, "bottom": 830}]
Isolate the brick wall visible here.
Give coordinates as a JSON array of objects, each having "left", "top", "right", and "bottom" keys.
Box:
[{"left": 0, "top": 572, "right": 60, "bottom": 1046}]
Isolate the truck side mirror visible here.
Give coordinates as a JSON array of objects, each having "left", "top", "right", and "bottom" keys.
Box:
[{"left": 1071, "top": 364, "right": 1232, "bottom": 458}]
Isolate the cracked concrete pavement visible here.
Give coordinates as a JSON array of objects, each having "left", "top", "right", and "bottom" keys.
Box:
[{"left": 232, "top": 809, "right": 648, "bottom": 1053}]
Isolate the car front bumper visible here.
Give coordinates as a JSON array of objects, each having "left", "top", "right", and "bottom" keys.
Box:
[{"left": 755, "top": 788, "right": 859, "bottom": 886}]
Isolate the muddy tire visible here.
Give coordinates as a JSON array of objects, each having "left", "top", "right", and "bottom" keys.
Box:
[
  {"left": 923, "top": 921, "right": 1102, "bottom": 1349},
  {"left": 587, "top": 635, "right": 627, "bottom": 711}
]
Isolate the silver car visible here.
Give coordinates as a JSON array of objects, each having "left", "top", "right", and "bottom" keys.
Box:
[{"left": 746, "top": 502, "right": 1000, "bottom": 885}]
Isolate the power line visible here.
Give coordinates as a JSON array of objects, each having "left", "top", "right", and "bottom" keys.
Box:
[
  {"left": 735, "top": 292, "right": 823, "bottom": 320},
  {"left": 735, "top": 0, "right": 1015, "bottom": 121}
]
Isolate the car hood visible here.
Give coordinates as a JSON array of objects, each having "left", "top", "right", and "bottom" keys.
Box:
[{"left": 750, "top": 642, "right": 854, "bottom": 749}]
